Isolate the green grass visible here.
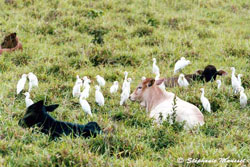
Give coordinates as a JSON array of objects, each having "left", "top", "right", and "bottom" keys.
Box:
[{"left": 0, "top": 0, "right": 249, "bottom": 166}]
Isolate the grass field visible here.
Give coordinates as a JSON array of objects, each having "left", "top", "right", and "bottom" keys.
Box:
[{"left": 0, "top": 0, "right": 249, "bottom": 166}]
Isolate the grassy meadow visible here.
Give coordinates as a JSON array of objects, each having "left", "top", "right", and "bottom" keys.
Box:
[{"left": 0, "top": 0, "right": 249, "bottom": 166}]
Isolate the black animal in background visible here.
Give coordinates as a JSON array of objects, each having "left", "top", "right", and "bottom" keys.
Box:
[
  {"left": 164, "top": 65, "right": 227, "bottom": 87},
  {"left": 197, "top": 65, "right": 227, "bottom": 82},
  {"left": 19, "top": 100, "right": 102, "bottom": 139}
]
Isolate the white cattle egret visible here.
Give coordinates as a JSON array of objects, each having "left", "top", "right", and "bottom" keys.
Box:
[
  {"left": 79, "top": 93, "right": 92, "bottom": 116},
  {"left": 237, "top": 74, "right": 243, "bottom": 86},
  {"left": 81, "top": 86, "right": 90, "bottom": 99},
  {"left": 75, "top": 75, "right": 82, "bottom": 84},
  {"left": 152, "top": 58, "right": 160, "bottom": 75},
  {"left": 96, "top": 75, "right": 105, "bottom": 87},
  {"left": 110, "top": 81, "right": 119, "bottom": 94},
  {"left": 124, "top": 78, "right": 132, "bottom": 94},
  {"left": 122, "top": 71, "right": 129, "bottom": 91},
  {"left": 239, "top": 87, "right": 247, "bottom": 108},
  {"left": 216, "top": 80, "right": 221, "bottom": 89},
  {"left": 72, "top": 79, "right": 82, "bottom": 98},
  {"left": 81, "top": 76, "right": 91, "bottom": 99},
  {"left": 120, "top": 77, "right": 131, "bottom": 105},
  {"left": 122, "top": 73, "right": 132, "bottom": 92},
  {"left": 28, "top": 72, "right": 38, "bottom": 92},
  {"left": 174, "top": 57, "right": 190, "bottom": 74},
  {"left": 17, "top": 74, "right": 27, "bottom": 94},
  {"left": 124, "top": 71, "right": 128, "bottom": 80},
  {"left": 23, "top": 92, "right": 34, "bottom": 108},
  {"left": 200, "top": 88, "right": 211, "bottom": 113},
  {"left": 120, "top": 89, "right": 130, "bottom": 106},
  {"left": 231, "top": 67, "right": 241, "bottom": 94},
  {"left": 83, "top": 76, "right": 91, "bottom": 88},
  {"left": 155, "top": 72, "right": 160, "bottom": 80},
  {"left": 177, "top": 74, "right": 189, "bottom": 87},
  {"left": 95, "top": 85, "right": 104, "bottom": 106}
]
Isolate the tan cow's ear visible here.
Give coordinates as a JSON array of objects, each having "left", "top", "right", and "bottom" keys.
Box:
[
  {"left": 156, "top": 78, "right": 165, "bottom": 85},
  {"left": 217, "top": 70, "right": 227, "bottom": 76},
  {"left": 147, "top": 79, "right": 155, "bottom": 87}
]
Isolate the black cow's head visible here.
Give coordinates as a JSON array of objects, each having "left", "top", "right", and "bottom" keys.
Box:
[
  {"left": 197, "top": 65, "right": 227, "bottom": 82},
  {"left": 18, "top": 100, "right": 59, "bottom": 128}
]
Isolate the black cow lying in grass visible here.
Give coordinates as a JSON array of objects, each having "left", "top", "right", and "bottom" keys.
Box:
[
  {"left": 164, "top": 65, "right": 227, "bottom": 87},
  {"left": 18, "top": 100, "right": 102, "bottom": 139}
]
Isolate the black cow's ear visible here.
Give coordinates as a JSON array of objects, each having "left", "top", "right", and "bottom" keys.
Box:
[
  {"left": 45, "top": 104, "right": 59, "bottom": 112},
  {"left": 35, "top": 100, "right": 44, "bottom": 107},
  {"left": 217, "top": 70, "right": 227, "bottom": 76},
  {"left": 28, "top": 100, "right": 44, "bottom": 112}
]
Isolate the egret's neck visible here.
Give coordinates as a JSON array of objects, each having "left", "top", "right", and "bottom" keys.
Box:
[
  {"left": 231, "top": 70, "right": 235, "bottom": 76},
  {"left": 201, "top": 90, "right": 204, "bottom": 97}
]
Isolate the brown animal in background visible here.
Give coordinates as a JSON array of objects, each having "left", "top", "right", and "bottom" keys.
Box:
[
  {"left": 1, "top": 33, "right": 18, "bottom": 49},
  {"left": 164, "top": 71, "right": 202, "bottom": 87},
  {"left": 0, "top": 33, "right": 23, "bottom": 55}
]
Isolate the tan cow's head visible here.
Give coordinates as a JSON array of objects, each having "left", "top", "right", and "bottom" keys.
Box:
[{"left": 129, "top": 78, "right": 165, "bottom": 102}]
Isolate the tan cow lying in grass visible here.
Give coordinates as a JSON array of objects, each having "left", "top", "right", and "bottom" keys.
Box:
[{"left": 129, "top": 78, "right": 204, "bottom": 129}]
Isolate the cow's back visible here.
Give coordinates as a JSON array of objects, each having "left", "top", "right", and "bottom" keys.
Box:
[{"left": 149, "top": 92, "right": 204, "bottom": 128}]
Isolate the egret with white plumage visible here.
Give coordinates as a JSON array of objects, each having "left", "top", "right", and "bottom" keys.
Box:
[
  {"left": 216, "top": 80, "right": 221, "bottom": 89},
  {"left": 120, "top": 89, "right": 130, "bottom": 106},
  {"left": 200, "top": 88, "right": 211, "bottom": 113},
  {"left": 79, "top": 92, "right": 92, "bottom": 116},
  {"left": 17, "top": 74, "right": 27, "bottom": 94},
  {"left": 95, "top": 85, "right": 104, "bottom": 106},
  {"left": 110, "top": 81, "right": 119, "bottom": 94},
  {"left": 23, "top": 92, "right": 34, "bottom": 108},
  {"left": 72, "top": 78, "right": 82, "bottom": 98},
  {"left": 177, "top": 74, "right": 189, "bottom": 87},
  {"left": 237, "top": 74, "right": 243, "bottom": 86},
  {"left": 96, "top": 75, "right": 105, "bottom": 87},
  {"left": 231, "top": 67, "right": 241, "bottom": 94},
  {"left": 239, "top": 87, "right": 247, "bottom": 108},
  {"left": 28, "top": 72, "right": 38, "bottom": 92},
  {"left": 152, "top": 58, "right": 160, "bottom": 75},
  {"left": 174, "top": 57, "right": 190, "bottom": 74},
  {"left": 122, "top": 71, "right": 129, "bottom": 91}
]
